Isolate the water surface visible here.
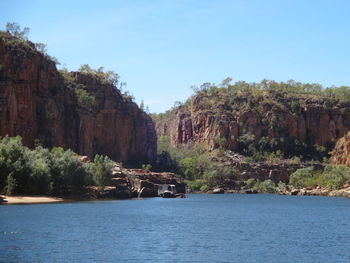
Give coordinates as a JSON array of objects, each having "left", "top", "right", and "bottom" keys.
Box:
[{"left": 1, "top": 194, "right": 350, "bottom": 262}]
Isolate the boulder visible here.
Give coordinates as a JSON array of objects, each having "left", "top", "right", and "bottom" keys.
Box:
[
  {"left": 138, "top": 187, "right": 158, "bottom": 197},
  {"left": 290, "top": 189, "right": 300, "bottom": 195},
  {"left": 213, "top": 188, "right": 224, "bottom": 194},
  {"left": 79, "top": 156, "right": 90, "bottom": 163}
]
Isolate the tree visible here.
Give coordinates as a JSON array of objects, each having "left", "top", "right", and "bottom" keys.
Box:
[
  {"left": 221, "top": 77, "right": 232, "bottom": 88},
  {"left": 140, "top": 100, "right": 145, "bottom": 111},
  {"left": 93, "top": 155, "right": 114, "bottom": 187},
  {"left": 35, "top": 43, "right": 47, "bottom": 54},
  {"left": 5, "top": 22, "right": 30, "bottom": 40}
]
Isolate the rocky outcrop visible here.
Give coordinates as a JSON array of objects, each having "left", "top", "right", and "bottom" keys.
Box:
[
  {"left": 91, "top": 162, "right": 186, "bottom": 199},
  {"left": 0, "top": 34, "right": 156, "bottom": 164},
  {"left": 330, "top": 131, "right": 350, "bottom": 166},
  {"left": 156, "top": 93, "right": 350, "bottom": 153}
]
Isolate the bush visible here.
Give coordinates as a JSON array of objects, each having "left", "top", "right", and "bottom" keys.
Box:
[
  {"left": 289, "top": 167, "right": 314, "bottom": 188},
  {"left": 142, "top": 164, "right": 152, "bottom": 171},
  {"left": 322, "top": 165, "right": 350, "bottom": 190},
  {"left": 245, "top": 178, "right": 256, "bottom": 188},
  {"left": 5, "top": 174, "right": 17, "bottom": 195},
  {"left": 186, "top": 179, "right": 206, "bottom": 191},
  {"left": 75, "top": 88, "right": 95, "bottom": 109},
  {"left": 49, "top": 147, "right": 90, "bottom": 195},
  {"left": 277, "top": 181, "right": 287, "bottom": 192},
  {"left": 254, "top": 179, "right": 276, "bottom": 193},
  {"left": 93, "top": 155, "right": 114, "bottom": 187},
  {"left": 0, "top": 136, "right": 31, "bottom": 194}
]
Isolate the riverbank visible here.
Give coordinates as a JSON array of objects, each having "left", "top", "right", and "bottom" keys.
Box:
[
  {"left": 195, "top": 186, "right": 350, "bottom": 198},
  {"left": 0, "top": 195, "right": 65, "bottom": 204}
]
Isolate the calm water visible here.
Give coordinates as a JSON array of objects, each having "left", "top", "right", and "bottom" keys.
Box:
[{"left": 1, "top": 194, "right": 350, "bottom": 263}]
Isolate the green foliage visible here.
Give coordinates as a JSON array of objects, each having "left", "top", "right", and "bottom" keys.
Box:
[
  {"left": 0, "top": 136, "right": 117, "bottom": 196},
  {"left": 186, "top": 179, "right": 206, "bottom": 191},
  {"left": 289, "top": 167, "right": 315, "bottom": 188},
  {"left": 49, "top": 147, "right": 89, "bottom": 195},
  {"left": 74, "top": 88, "right": 95, "bottom": 109},
  {"left": 78, "top": 64, "right": 120, "bottom": 87},
  {"left": 322, "top": 165, "right": 350, "bottom": 190},
  {"left": 290, "top": 165, "right": 350, "bottom": 190},
  {"left": 142, "top": 164, "right": 152, "bottom": 171},
  {"left": 35, "top": 42, "right": 47, "bottom": 54},
  {"left": 256, "top": 179, "right": 276, "bottom": 193},
  {"left": 93, "top": 155, "right": 114, "bottom": 187},
  {"left": 5, "top": 175, "right": 17, "bottom": 195},
  {"left": 245, "top": 178, "right": 256, "bottom": 188},
  {"left": 213, "top": 136, "right": 227, "bottom": 149},
  {"left": 277, "top": 181, "right": 287, "bottom": 192},
  {"left": 6, "top": 22, "right": 29, "bottom": 40}
]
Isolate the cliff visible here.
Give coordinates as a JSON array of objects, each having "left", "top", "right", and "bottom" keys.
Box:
[
  {"left": 0, "top": 32, "right": 156, "bottom": 164},
  {"left": 330, "top": 131, "right": 350, "bottom": 166},
  {"left": 155, "top": 88, "right": 350, "bottom": 158}
]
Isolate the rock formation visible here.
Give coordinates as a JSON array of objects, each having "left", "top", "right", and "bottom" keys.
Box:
[
  {"left": 156, "top": 92, "right": 350, "bottom": 153},
  {"left": 330, "top": 131, "right": 350, "bottom": 166},
  {"left": 91, "top": 161, "right": 186, "bottom": 199},
  {"left": 0, "top": 33, "right": 156, "bottom": 164}
]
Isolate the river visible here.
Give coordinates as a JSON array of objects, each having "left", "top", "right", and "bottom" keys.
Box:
[{"left": 1, "top": 194, "right": 350, "bottom": 262}]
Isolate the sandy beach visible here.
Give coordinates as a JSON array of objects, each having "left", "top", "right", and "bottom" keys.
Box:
[{"left": 0, "top": 195, "right": 65, "bottom": 204}]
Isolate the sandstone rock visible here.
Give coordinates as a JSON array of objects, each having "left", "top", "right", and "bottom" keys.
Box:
[
  {"left": 0, "top": 35, "right": 156, "bottom": 164},
  {"left": 331, "top": 131, "right": 350, "bottom": 167},
  {"left": 156, "top": 92, "right": 350, "bottom": 154},
  {"left": 290, "top": 189, "right": 300, "bottom": 195},
  {"left": 213, "top": 188, "right": 225, "bottom": 194},
  {"left": 138, "top": 187, "right": 158, "bottom": 198},
  {"left": 79, "top": 156, "right": 90, "bottom": 163}
]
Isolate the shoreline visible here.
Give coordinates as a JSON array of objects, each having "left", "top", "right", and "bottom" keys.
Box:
[{"left": 0, "top": 195, "right": 65, "bottom": 205}]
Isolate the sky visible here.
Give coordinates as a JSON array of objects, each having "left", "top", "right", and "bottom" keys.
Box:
[{"left": 1, "top": 0, "right": 350, "bottom": 113}]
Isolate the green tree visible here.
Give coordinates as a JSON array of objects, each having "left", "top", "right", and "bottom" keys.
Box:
[
  {"left": 93, "top": 155, "right": 114, "bottom": 187},
  {"left": 6, "top": 22, "right": 30, "bottom": 39}
]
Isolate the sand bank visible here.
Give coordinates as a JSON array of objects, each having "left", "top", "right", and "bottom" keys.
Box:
[{"left": 0, "top": 195, "right": 64, "bottom": 204}]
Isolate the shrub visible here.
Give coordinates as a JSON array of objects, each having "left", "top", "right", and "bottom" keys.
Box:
[
  {"left": 200, "top": 184, "right": 209, "bottom": 192},
  {"left": 255, "top": 179, "right": 276, "bottom": 193},
  {"left": 75, "top": 88, "right": 95, "bottom": 109},
  {"left": 322, "top": 165, "right": 350, "bottom": 190},
  {"left": 289, "top": 167, "right": 314, "bottom": 188},
  {"left": 245, "top": 178, "right": 256, "bottom": 188},
  {"left": 0, "top": 136, "right": 31, "bottom": 194},
  {"left": 5, "top": 174, "right": 17, "bottom": 195},
  {"left": 93, "top": 154, "right": 114, "bottom": 187},
  {"left": 142, "top": 164, "right": 152, "bottom": 171},
  {"left": 277, "top": 181, "right": 287, "bottom": 192},
  {"left": 186, "top": 179, "right": 206, "bottom": 191},
  {"left": 49, "top": 147, "right": 90, "bottom": 195}
]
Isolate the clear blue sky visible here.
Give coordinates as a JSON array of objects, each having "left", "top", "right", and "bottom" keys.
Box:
[{"left": 1, "top": 0, "right": 350, "bottom": 113}]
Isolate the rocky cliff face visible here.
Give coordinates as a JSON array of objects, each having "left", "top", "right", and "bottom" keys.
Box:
[
  {"left": 330, "top": 131, "right": 350, "bottom": 166},
  {"left": 156, "top": 92, "right": 350, "bottom": 154},
  {"left": 0, "top": 34, "right": 156, "bottom": 164}
]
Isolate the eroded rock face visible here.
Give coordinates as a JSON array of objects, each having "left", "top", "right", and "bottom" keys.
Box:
[
  {"left": 0, "top": 36, "right": 156, "bottom": 164},
  {"left": 330, "top": 131, "right": 350, "bottom": 167},
  {"left": 156, "top": 93, "right": 350, "bottom": 151}
]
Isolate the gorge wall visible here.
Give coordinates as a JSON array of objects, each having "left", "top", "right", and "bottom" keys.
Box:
[
  {"left": 331, "top": 131, "right": 350, "bottom": 166},
  {"left": 156, "top": 91, "right": 350, "bottom": 155},
  {"left": 0, "top": 34, "right": 156, "bottom": 164}
]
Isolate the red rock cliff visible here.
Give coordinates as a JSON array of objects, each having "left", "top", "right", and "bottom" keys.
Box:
[
  {"left": 330, "top": 131, "right": 350, "bottom": 166},
  {"left": 156, "top": 92, "right": 350, "bottom": 153},
  {"left": 0, "top": 35, "right": 156, "bottom": 164}
]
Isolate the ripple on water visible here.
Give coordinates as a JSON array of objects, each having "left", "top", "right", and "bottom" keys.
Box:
[{"left": 1, "top": 194, "right": 350, "bottom": 262}]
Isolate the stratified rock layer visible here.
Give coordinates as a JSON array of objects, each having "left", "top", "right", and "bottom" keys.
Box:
[
  {"left": 330, "top": 131, "right": 350, "bottom": 166},
  {"left": 156, "top": 93, "right": 350, "bottom": 151},
  {"left": 0, "top": 35, "right": 156, "bottom": 164}
]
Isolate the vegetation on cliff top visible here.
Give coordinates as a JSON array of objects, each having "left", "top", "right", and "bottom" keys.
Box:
[
  {"left": 1, "top": 23, "right": 138, "bottom": 110},
  {"left": 0, "top": 136, "right": 114, "bottom": 196},
  {"left": 152, "top": 78, "right": 350, "bottom": 191}
]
